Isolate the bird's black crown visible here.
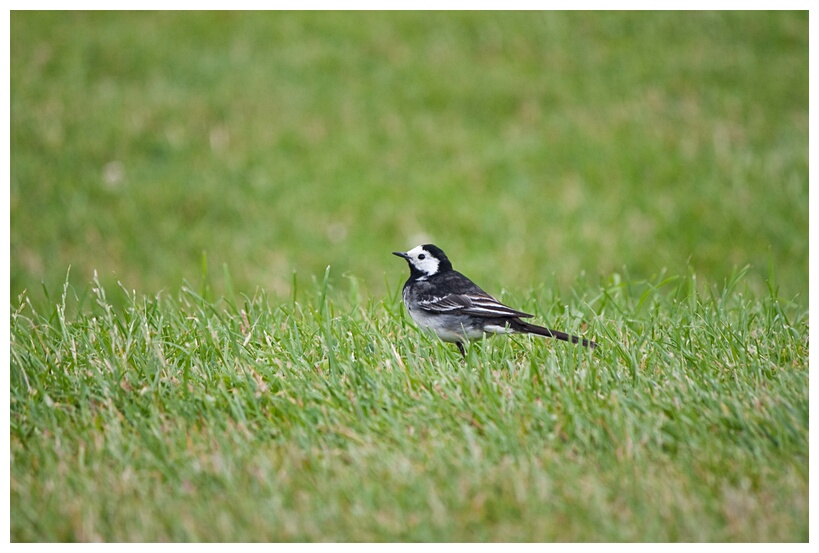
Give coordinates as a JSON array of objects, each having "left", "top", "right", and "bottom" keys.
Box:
[{"left": 422, "top": 244, "right": 453, "bottom": 272}]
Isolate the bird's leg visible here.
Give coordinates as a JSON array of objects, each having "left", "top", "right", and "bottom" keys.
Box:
[{"left": 456, "top": 341, "right": 466, "bottom": 358}]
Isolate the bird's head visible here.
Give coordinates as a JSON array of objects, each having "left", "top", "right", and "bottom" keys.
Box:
[{"left": 392, "top": 244, "right": 453, "bottom": 278}]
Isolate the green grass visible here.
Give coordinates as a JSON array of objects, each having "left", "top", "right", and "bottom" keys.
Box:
[
  {"left": 10, "top": 11, "right": 808, "bottom": 542},
  {"left": 10, "top": 11, "right": 808, "bottom": 305},
  {"left": 10, "top": 269, "right": 808, "bottom": 541}
]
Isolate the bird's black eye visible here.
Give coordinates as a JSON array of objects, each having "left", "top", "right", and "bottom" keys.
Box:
[{"left": 418, "top": 254, "right": 426, "bottom": 260}]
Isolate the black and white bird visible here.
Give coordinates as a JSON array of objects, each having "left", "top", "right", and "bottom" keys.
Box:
[{"left": 393, "top": 244, "right": 597, "bottom": 357}]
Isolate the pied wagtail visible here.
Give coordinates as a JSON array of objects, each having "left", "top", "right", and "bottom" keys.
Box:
[{"left": 393, "top": 244, "right": 597, "bottom": 357}]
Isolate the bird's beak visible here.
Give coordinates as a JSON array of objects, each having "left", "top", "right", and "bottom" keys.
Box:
[{"left": 392, "top": 251, "right": 410, "bottom": 260}]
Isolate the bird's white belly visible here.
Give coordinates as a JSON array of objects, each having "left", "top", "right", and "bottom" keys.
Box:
[{"left": 407, "top": 306, "right": 513, "bottom": 343}]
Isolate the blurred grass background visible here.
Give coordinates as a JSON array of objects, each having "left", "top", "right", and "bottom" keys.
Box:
[{"left": 10, "top": 11, "right": 808, "bottom": 306}]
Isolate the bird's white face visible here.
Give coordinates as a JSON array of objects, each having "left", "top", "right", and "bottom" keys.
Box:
[{"left": 403, "top": 245, "right": 441, "bottom": 276}]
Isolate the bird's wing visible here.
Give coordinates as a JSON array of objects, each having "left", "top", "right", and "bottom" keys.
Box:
[{"left": 417, "top": 291, "right": 534, "bottom": 319}]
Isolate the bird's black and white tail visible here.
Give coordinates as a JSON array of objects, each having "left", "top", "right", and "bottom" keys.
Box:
[{"left": 513, "top": 321, "right": 597, "bottom": 348}]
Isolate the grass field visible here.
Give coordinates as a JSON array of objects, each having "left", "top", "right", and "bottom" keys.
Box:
[{"left": 10, "top": 12, "right": 808, "bottom": 542}]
